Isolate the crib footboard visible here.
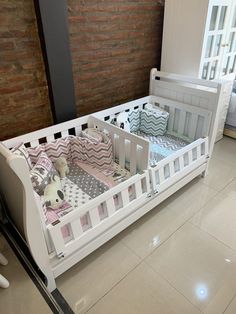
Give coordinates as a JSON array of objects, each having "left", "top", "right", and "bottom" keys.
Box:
[
  {"left": 47, "top": 171, "right": 150, "bottom": 265},
  {"left": 150, "top": 137, "right": 209, "bottom": 194}
]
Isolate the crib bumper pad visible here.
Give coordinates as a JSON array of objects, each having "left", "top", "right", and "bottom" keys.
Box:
[
  {"left": 43, "top": 161, "right": 131, "bottom": 239},
  {"left": 128, "top": 106, "right": 169, "bottom": 136}
]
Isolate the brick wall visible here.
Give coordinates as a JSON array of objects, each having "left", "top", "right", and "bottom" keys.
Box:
[
  {"left": 0, "top": 0, "right": 52, "bottom": 141},
  {"left": 68, "top": 0, "right": 165, "bottom": 116}
]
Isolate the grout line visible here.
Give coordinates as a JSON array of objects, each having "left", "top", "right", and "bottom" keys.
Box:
[
  {"left": 223, "top": 294, "right": 236, "bottom": 313},
  {"left": 190, "top": 221, "right": 236, "bottom": 254},
  {"left": 0, "top": 222, "right": 73, "bottom": 314},
  {"left": 87, "top": 172, "right": 236, "bottom": 312},
  {"left": 143, "top": 259, "right": 204, "bottom": 313},
  {"left": 85, "top": 261, "right": 143, "bottom": 313}
]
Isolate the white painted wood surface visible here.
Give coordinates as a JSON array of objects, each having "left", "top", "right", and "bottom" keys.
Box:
[{"left": 0, "top": 69, "right": 222, "bottom": 292}]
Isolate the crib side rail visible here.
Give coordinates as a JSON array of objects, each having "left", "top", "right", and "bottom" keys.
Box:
[
  {"left": 47, "top": 171, "right": 150, "bottom": 260},
  {"left": 89, "top": 116, "right": 150, "bottom": 174},
  {"left": 150, "top": 137, "right": 209, "bottom": 194},
  {"left": 93, "top": 96, "right": 149, "bottom": 122},
  {"left": 151, "top": 69, "right": 220, "bottom": 89},
  {"left": 149, "top": 95, "right": 212, "bottom": 141},
  {"left": 149, "top": 68, "right": 223, "bottom": 156},
  {"left": 3, "top": 115, "right": 90, "bottom": 149}
]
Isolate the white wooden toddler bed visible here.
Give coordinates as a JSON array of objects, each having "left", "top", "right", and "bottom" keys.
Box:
[{"left": 0, "top": 70, "right": 223, "bottom": 292}]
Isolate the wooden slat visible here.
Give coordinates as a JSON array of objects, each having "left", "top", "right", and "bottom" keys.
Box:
[
  {"left": 119, "top": 136, "right": 125, "bottom": 168},
  {"left": 130, "top": 142, "right": 137, "bottom": 175},
  {"left": 89, "top": 208, "right": 101, "bottom": 227},
  {"left": 159, "top": 168, "right": 165, "bottom": 184},
  {"left": 178, "top": 111, "right": 187, "bottom": 135},
  {"left": 111, "top": 133, "right": 117, "bottom": 159},
  {"left": 167, "top": 107, "right": 175, "bottom": 132},
  {"left": 121, "top": 189, "right": 130, "bottom": 207},
  {"left": 135, "top": 180, "right": 142, "bottom": 198},
  {"left": 106, "top": 198, "right": 116, "bottom": 216},
  {"left": 75, "top": 125, "right": 81, "bottom": 135},
  {"left": 179, "top": 156, "right": 185, "bottom": 170},
  {"left": 49, "top": 229, "right": 65, "bottom": 257},
  {"left": 46, "top": 135, "right": 54, "bottom": 143},
  {"left": 189, "top": 114, "right": 198, "bottom": 140},
  {"left": 196, "top": 145, "right": 201, "bottom": 159},
  {"left": 30, "top": 140, "right": 39, "bottom": 147},
  {"left": 189, "top": 149, "right": 193, "bottom": 163},
  {"left": 169, "top": 161, "right": 175, "bottom": 176},
  {"left": 61, "top": 130, "right": 69, "bottom": 138},
  {"left": 70, "top": 220, "right": 83, "bottom": 239}
]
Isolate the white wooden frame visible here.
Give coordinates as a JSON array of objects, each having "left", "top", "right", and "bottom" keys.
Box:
[
  {"left": 0, "top": 115, "right": 150, "bottom": 291},
  {"left": 0, "top": 69, "right": 223, "bottom": 292}
]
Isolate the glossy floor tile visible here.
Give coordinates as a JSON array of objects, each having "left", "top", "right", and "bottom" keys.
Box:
[
  {"left": 0, "top": 241, "right": 51, "bottom": 314},
  {"left": 118, "top": 203, "right": 188, "bottom": 259},
  {"left": 212, "top": 136, "right": 236, "bottom": 167},
  {"left": 202, "top": 157, "right": 236, "bottom": 191},
  {"left": 162, "top": 177, "right": 217, "bottom": 216},
  {"left": 118, "top": 179, "right": 216, "bottom": 260},
  {"left": 57, "top": 136, "right": 236, "bottom": 314},
  {"left": 191, "top": 179, "right": 236, "bottom": 251},
  {"left": 146, "top": 223, "right": 236, "bottom": 314},
  {"left": 56, "top": 237, "right": 141, "bottom": 314},
  {"left": 87, "top": 262, "right": 201, "bottom": 314},
  {"left": 224, "top": 295, "right": 236, "bottom": 314}
]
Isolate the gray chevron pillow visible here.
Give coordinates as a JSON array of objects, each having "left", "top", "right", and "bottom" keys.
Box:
[
  {"left": 128, "top": 109, "right": 140, "bottom": 132},
  {"left": 140, "top": 109, "right": 169, "bottom": 136}
]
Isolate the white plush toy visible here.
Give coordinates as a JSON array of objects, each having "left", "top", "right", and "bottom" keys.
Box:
[
  {"left": 111, "top": 112, "right": 130, "bottom": 132},
  {"left": 54, "top": 157, "right": 69, "bottom": 179},
  {"left": 44, "top": 175, "right": 64, "bottom": 209}
]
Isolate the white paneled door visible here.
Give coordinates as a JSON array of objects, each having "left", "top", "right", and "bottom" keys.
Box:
[{"left": 200, "top": 0, "right": 236, "bottom": 80}]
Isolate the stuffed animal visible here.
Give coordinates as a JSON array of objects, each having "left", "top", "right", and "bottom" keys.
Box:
[
  {"left": 54, "top": 157, "right": 69, "bottom": 178},
  {"left": 110, "top": 112, "right": 131, "bottom": 132},
  {"left": 44, "top": 175, "right": 64, "bottom": 209}
]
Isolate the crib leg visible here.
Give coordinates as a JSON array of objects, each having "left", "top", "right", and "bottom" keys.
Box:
[
  {"left": 45, "top": 269, "right": 57, "bottom": 292},
  {"left": 0, "top": 274, "right": 9, "bottom": 289},
  {"left": 202, "top": 162, "right": 209, "bottom": 178},
  {"left": 0, "top": 252, "right": 9, "bottom": 288},
  {"left": 0, "top": 252, "right": 8, "bottom": 266}
]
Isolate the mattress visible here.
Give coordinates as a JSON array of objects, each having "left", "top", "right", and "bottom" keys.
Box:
[
  {"left": 44, "top": 161, "right": 131, "bottom": 226},
  {"left": 133, "top": 131, "right": 190, "bottom": 166}
]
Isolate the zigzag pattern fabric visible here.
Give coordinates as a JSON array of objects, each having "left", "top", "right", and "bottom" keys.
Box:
[
  {"left": 140, "top": 109, "right": 169, "bottom": 136},
  {"left": 133, "top": 131, "right": 189, "bottom": 166},
  {"left": 44, "top": 137, "right": 71, "bottom": 162},
  {"left": 71, "top": 134, "right": 114, "bottom": 174},
  {"left": 27, "top": 137, "right": 71, "bottom": 164},
  {"left": 128, "top": 109, "right": 140, "bottom": 132}
]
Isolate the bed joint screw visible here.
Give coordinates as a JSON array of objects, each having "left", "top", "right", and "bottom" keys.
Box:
[
  {"left": 57, "top": 252, "right": 65, "bottom": 259},
  {"left": 147, "top": 192, "right": 152, "bottom": 198}
]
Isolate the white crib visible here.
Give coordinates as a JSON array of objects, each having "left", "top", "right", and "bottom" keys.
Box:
[{"left": 0, "top": 70, "right": 224, "bottom": 292}]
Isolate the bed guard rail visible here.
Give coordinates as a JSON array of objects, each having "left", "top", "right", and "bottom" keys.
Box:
[
  {"left": 47, "top": 171, "right": 150, "bottom": 259},
  {"left": 150, "top": 137, "right": 209, "bottom": 194}
]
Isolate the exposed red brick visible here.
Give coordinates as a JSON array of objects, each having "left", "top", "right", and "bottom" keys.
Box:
[
  {"left": 0, "top": 0, "right": 52, "bottom": 141},
  {"left": 67, "top": 0, "right": 164, "bottom": 116}
]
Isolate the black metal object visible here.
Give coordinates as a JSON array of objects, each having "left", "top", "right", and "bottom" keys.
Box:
[{"left": 33, "top": 0, "right": 77, "bottom": 124}]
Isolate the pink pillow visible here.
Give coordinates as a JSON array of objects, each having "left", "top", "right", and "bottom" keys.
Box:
[
  {"left": 28, "top": 137, "right": 71, "bottom": 164},
  {"left": 30, "top": 152, "right": 59, "bottom": 195},
  {"left": 71, "top": 135, "right": 113, "bottom": 171}
]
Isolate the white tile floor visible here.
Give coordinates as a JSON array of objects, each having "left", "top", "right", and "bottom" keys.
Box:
[
  {"left": 0, "top": 236, "right": 51, "bottom": 314},
  {"left": 56, "top": 136, "right": 236, "bottom": 314}
]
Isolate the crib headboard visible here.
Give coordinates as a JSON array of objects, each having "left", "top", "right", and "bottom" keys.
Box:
[
  {"left": 149, "top": 95, "right": 212, "bottom": 142},
  {"left": 150, "top": 69, "right": 223, "bottom": 155}
]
